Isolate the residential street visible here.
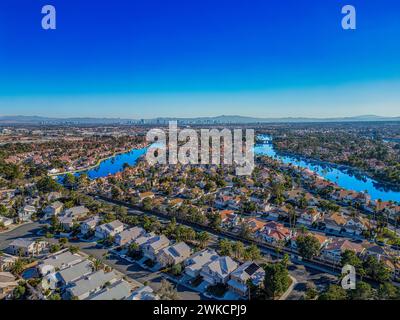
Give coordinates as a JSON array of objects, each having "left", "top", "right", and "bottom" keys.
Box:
[{"left": 0, "top": 222, "right": 202, "bottom": 300}]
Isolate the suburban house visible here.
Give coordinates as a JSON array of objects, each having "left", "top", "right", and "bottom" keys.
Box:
[
  {"left": 67, "top": 270, "right": 119, "bottom": 300},
  {"left": 0, "top": 272, "right": 19, "bottom": 299},
  {"left": 7, "top": 238, "right": 48, "bottom": 256},
  {"left": 240, "top": 218, "right": 266, "bottom": 234},
  {"left": 219, "top": 210, "right": 240, "bottom": 228},
  {"left": 80, "top": 215, "right": 101, "bottom": 235},
  {"left": 0, "top": 216, "right": 13, "bottom": 227},
  {"left": 291, "top": 232, "right": 331, "bottom": 251},
  {"left": 95, "top": 220, "right": 124, "bottom": 239},
  {"left": 114, "top": 226, "right": 146, "bottom": 246},
  {"left": 321, "top": 239, "right": 365, "bottom": 264},
  {"left": 0, "top": 254, "right": 17, "bottom": 272},
  {"left": 323, "top": 212, "right": 347, "bottom": 232},
  {"left": 133, "top": 232, "right": 156, "bottom": 247},
  {"left": 297, "top": 207, "right": 323, "bottom": 226},
  {"left": 126, "top": 285, "right": 159, "bottom": 300},
  {"left": 55, "top": 259, "right": 93, "bottom": 287},
  {"left": 200, "top": 256, "right": 238, "bottom": 285},
  {"left": 138, "top": 192, "right": 155, "bottom": 201},
  {"left": 43, "top": 201, "right": 64, "bottom": 219},
  {"left": 156, "top": 242, "right": 192, "bottom": 267},
  {"left": 18, "top": 205, "right": 36, "bottom": 222},
  {"left": 87, "top": 279, "right": 133, "bottom": 300},
  {"left": 38, "top": 251, "right": 83, "bottom": 276},
  {"left": 258, "top": 221, "right": 293, "bottom": 244},
  {"left": 141, "top": 235, "right": 170, "bottom": 261},
  {"left": 227, "top": 261, "right": 265, "bottom": 297},
  {"left": 184, "top": 249, "right": 220, "bottom": 279},
  {"left": 59, "top": 206, "right": 90, "bottom": 231},
  {"left": 344, "top": 217, "right": 371, "bottom": 235}
]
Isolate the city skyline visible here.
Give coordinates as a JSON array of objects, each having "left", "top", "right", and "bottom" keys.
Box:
[{"left": 1, "top": 0, "right": 400, "bottom": 118}]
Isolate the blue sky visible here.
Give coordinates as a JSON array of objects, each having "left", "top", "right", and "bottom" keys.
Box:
[{"left": 0, "top": 0, "right": 399, "bottom": 118}]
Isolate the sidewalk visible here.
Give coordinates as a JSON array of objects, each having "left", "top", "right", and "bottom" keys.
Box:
[{"left": 279, "top": 275, "right": 298, "bottom": 300}]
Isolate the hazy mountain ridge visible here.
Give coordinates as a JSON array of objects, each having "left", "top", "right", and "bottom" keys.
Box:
[{"left": 0, "top": 114, "right": 400, "bottom": 125}]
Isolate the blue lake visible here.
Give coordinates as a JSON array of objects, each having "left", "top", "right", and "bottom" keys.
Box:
[
  {"left": 58, "top": 136, "right": 400, "bottom": 203},
  {"left": 255, "top": 135, "right": 400, "bottom": 203}
]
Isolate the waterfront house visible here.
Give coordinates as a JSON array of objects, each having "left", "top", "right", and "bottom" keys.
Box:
[
  {"left": 156, "top": 242, "right": 192, "bottom": 267},
  {"left": 184, "top": 249, "right": 219, "bottom": 279},
  {"left": 227, "top": 261, "right": 265, "bottom": 297},
  {"left": 200, "top": 256, "right": 238, "bottom": 285}
]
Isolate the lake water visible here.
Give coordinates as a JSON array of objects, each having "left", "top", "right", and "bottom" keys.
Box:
[
  {"left": 58, "top": 136, "right": 400, "bottom": 203},
  {"left": 255, "top": 135, "right": 400, "bottom": 202}
]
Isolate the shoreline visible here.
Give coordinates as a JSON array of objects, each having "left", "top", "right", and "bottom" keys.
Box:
[
  {"left": 271, "top": 145, "right": 400, "bottom": 192},
  {"left": 48, "top": 143, "right": 149, "bottom": 178}
]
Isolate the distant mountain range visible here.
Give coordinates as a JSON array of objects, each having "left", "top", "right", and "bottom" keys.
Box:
[{"left": 0, "top": 114, "right": 400, "bottom": 125}]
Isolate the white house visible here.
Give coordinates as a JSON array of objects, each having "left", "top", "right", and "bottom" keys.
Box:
[
  {"left": 7, "top": 238, "right": 48, "bottom": 256},
  {"left": 184, "top": 249, "right": 219, "bottom": 279},
  {"left": 114, "top": 226, "right": 145, "bottom": 246},
  {"left": 67, "top": 270, "right": 119, "bottom": 300},
  {"left": 43, "top": 201, "right": 64, "bottom": 219},
  {"left": 80, "top": 215, "right": 101, "bottom": 235},
  {"left": 227, "top": 261, "right": 265, "bottom": 297},
  {"left": 126, "top": 285, "right": 159, "bottom": 300},
  {"left": 95, "top": 220, "right": 124, "bottom": 239},
  {"left": 38, "top": 251, "right": 83, "bottom": 276},
  {"left": 0, "top": 216, "right": 13, "bottom": 227},
  {"left": 156, "top": 242, "right": 192, "bottom": 267},
  {"left": 200, "top": 256, "right": 238, "bottom": 285},
  {"left": 18, "top": 205, "right": 36, "bottom": 222},
  {"left": 141, "top": 235, "right": 170, "bottom": 261},
  {"left": 297, "top": 207, "right": 322, "bottom": 226}
]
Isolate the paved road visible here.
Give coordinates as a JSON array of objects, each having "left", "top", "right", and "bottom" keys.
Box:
[
  {"left": 0, "top": 222, "right": 201, "bottom": 300},
  {"left": 0, "top": 222, "right": 43, "bottom": 250},
  {"left": 286, "top": 264, "right": 337, "bottom": 300}
]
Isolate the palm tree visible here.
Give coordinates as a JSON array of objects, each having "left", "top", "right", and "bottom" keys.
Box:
[
  {"left": 196, "top": 231, "right": 210, "bottom": 249},
  {"left": 93, "top": 258, "right": 103, "bottom": 271}
]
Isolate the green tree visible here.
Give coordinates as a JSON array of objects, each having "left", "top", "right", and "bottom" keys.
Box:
[
  {"left": 263, "top": 262, "right": 291, "bottom": 299},
  {"left": 196, "top": 231, "right": 210, "bottom": 249},
  {"left": 319, "top": 285, "right": 348, "bottom": 300},
  {"left": 218, "top": 239, "right": 232, "bottom": 256},
  {"left": 296, "top": 234, "right": 320, "bottom": 259},
  {"left": 377, "top": 282, "right": 399, "bottom": 300},
  {"left": 350, "top": 281, "right": 373, "bottom": 300}
]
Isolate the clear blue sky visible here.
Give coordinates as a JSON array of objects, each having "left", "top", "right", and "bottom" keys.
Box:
[{"left": 0, "top": 0, "right": 400, "bottom": 118}]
